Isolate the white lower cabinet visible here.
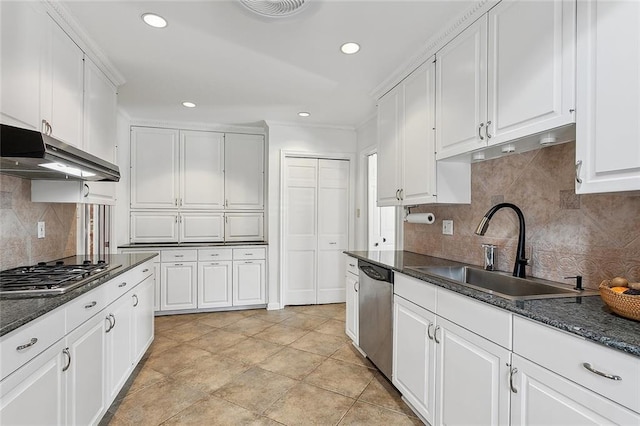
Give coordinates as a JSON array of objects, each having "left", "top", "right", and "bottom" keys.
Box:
[
  {"left": 233, "top": 260, "right": 266, "bottom": 306},
  {"left": 198, "top": 261, "right": 232, "bottom": 308},
  {"left": 510, "top": 354, "right": 639, "bottom": 425},
  {"left": 161, "top": 262, "right": 197, "bottom": 310},
  {"left": 65, "top": 313, "right": 106, "bottom": 426},
  {"left": 0, "top": 261, "right": 154, "bottom": 425},
  {"left": 344, "top": 256, "right": 359, "bottom": 345},
  {"left": 0, "top": 339, "right": 66, "bottom": 425}
]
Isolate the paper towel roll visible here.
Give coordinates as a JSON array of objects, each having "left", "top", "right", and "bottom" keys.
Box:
[{"left": 405, "top": 213, "right": 435, "bottom": 224}]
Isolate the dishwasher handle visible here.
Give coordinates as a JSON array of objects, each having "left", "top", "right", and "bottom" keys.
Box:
[
  {"left": 360, "top": 266, "right": 385, "bottom": 281},
  {"left": 358, "top": 260, "right": 393, "bottom": 282}
]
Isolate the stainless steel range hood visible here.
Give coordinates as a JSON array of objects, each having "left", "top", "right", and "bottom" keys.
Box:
[{"left": 0, "top": 124, "right": 120, "bottom": 182}]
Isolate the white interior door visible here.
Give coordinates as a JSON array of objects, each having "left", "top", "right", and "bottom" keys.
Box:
[
  {"left": 284, "top": 156, "right": 350, "bottom": 305},
  {"left": 317, "top": 159, "right": 349, "bottom": 304},
  {"left": 284, "top": 157, "right": 318, "bottom": 305},
  {"left": 368, "top": 153, "right": 395, "bottom": 251}
]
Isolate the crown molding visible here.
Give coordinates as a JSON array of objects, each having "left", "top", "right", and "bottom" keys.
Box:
[
  {"left": 128, "top": 118, "right": 268, "bottom": 135},
  {"left": 43, "top": 0, "right": 126, "bottom": 86},
  {"left": 265, "top": 120, "right": 356, "bottom": 132},
  {"left": 371, "top": 0, "right": 496, "bottom": 100}
]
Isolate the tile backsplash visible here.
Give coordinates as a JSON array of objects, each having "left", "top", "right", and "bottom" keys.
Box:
[
  {"left": 0, "top": 175, "right": 77, "bottom": 269},
  {"left": 404, "top": 142, "right": 640, "bottom": 289}
]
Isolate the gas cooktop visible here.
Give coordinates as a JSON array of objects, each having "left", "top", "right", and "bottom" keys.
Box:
[{"left": 0, "top": 258, "right": 121, "bottom": 298}]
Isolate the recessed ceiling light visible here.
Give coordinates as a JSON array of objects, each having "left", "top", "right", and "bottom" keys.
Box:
[
  {"left": 142, "top": 13, "right": 168, "bottom": 28},
  {"left": 182, "top": 101, "right": 196, "bottom": 108},
  {"left": 298, "top": 112, "right": 310, "bottom": 117},
  {"left": 340, "top": 42, "right": 360, "bottom": 55}
]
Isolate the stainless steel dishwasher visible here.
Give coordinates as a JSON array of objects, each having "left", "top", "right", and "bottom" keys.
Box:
[{"left": 358, "top": 259, "right": 394, "bottom": 380}]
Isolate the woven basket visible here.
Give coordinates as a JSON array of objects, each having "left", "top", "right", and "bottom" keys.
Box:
[{"left": 599, "top": 280, "right": 640, "bottom": 322}]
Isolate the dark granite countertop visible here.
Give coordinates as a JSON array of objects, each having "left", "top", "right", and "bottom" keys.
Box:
[
  {"left": 0, "top": 253, "right": 157, "bottom": 337},
  {"left": 118, "top": 242, "right": 267, "bottom": 249},
  {"left": 346, "top": 250, "right": 640, "bottom": 358}
]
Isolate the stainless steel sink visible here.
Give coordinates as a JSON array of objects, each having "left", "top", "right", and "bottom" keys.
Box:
[{"left": 407, "top": 266, "right": 598, "bottom": 300}]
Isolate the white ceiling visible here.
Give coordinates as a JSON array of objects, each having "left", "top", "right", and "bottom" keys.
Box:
[{"left": 62, "top": 0, "right": 474, "bottom": 128}]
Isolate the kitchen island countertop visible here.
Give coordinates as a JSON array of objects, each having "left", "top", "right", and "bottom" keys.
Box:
[
  {"left": 0, "top": 253, "right": 157, "bottom": 337},
  {"left": 346, "top": 250, "right": 640, "bottom": 358}
]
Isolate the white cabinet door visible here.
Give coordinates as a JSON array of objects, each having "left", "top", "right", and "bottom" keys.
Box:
[
  {"left": 130, "top": 211, "right": 178, "bottom": 243},
  {"left": 131, "top": 275, "right": 154, "bottom": 364},
  {"left": 511, "top": 354, "right": 640, "bottom": 426},
  {"left": 435, "top": 316, "right": 510, "bottom": 426},
  {"left": 233, "top": 260, "right": 266, "bottom": 306},
  {"left": 376, "top": 86, "right": 402, "bottom": 207},
  {"left": 65, "top": 312, "right": 106, "bottom": 426},
  {"left": 180, "top": 130, "right": 225, "bottom": 209},
  {"left": 436, "top": 15, "right": 488, "bottom": 159},
  {"left": 393, "top": 295, "right": 436, "bottom": 425},
  {"left": 130, "top": 127, "right": 180, "bottom": 209},
  {"left": 180, "top": 212, "right": 224, "bottom": 243},
  {"left": 104, "top": 294, "right": 133, "bottom": 405},
  {"left": 198, "top": 261, "right": 232, "bottom": 308},
  {"left": 0, "top": 340, "right": 65, "bottom": 425},
  {"left": 161, "top": 262, "right": 197, "bottom": 310},
  {"left": 0, "top": 1, "right": 46, "bottom": 131},
  {"left": 345, "top": 272, "right": 359, "bottom": 345},
  {"left": 225, "top": 212, "right": 264, "bottom": 242},
  {"left": 576, "top": 0, "right": 640, "bottom": 193},
  {"left": 153, "top": 262, "right": 161, "bottom": 312},
  {"left": 402, "top": 61, "right": 437, "bottom": 205},
  {"left": 31, "top": 180, "right": 116, "bottom": 205},
  {"left": 83, "top": 56, "right": 117, "bottom": 163},
  {"left": 46, "top": 19, "right": 84, "bottom": 147},
  {"left": 487, "top": 0, "right": 575, "bottom": 146},
  {"left": 225, "top": 133, "right": 264, "bottom": 210}
]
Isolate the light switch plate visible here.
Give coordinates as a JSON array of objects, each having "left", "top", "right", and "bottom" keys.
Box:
[
  {"left": 37, "top": 221, "right": 45, "bottom": 239},
  {"left": 442, "top": 220, "right": 454, "bottom": 235}
]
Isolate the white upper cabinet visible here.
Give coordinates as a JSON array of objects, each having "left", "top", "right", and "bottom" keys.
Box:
[
  {"left": 436, "top": 0, "right": 576, "bottom": 159},
  {"left": 225, "top": 133, "right": 265, "bottom": 210},
  {"left": 130, "top": 127, "right": 180, "bottom": 209},
  {"left": 44, "top": 18, "right": 85, "bottom": 147},
  {"left": 181, "top": 130, "right": 225, "bottom": 209},
  {"left": 378, "top": 60, "right": 470, "bottom": 207},
  {"left": 83, "top": 56, "right": 117, "bottom": 163},
  {"left": 0, "top": 1, "right": 47, "bottom": 131},
  {"left": 575, "top": 0, "right": 640, "bottom": 194}
]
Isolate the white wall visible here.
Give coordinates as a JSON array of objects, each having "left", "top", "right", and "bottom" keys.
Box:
[
  {"left": 355, "top": 115, "right": 377, "bottom": 251},
  {"left": 266, "top": 122, "right": 357, "bottom": 309}
]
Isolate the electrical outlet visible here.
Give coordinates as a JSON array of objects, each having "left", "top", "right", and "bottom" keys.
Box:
[
  {"left": 37, "top": 221, "right": 45, "bottom": 239},
  {"left": 442, "top": 220, "right": 454, "bottom": 235}
]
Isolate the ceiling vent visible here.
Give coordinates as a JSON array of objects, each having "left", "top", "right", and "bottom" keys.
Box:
[{"left": 239, "top": 0, "right": 308, "bottom": 17}]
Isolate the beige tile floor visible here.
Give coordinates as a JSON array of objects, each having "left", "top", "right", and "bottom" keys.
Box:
[{"left": 101, "top": 303, "right": 423, "bottom": 425}]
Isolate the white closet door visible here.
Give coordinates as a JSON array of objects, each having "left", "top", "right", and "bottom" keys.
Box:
[
  {"left": 317, "top": 159, "right": 349, "bottom": 304},
  {"left": 284, "top": 158, "right": 318, "bottom": 305}
]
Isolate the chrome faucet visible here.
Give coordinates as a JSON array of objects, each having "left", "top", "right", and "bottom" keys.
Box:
[{"left": 475, "top": 203, "right": 528, "bottom": 278}]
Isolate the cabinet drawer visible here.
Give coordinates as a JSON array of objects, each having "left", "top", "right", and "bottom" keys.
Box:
[
  {"left": 513, "top": 316, "right": 640, "bottom": 413},
  {"left": 345, "top": 256, "right": 359, "bottom": 276},
  {"left": 161, "top": 249, "right": 197, "bottom": 262},
  {"left": 66, "top": 285, "right": 108, "bottom": 332},
  {"left": 105, "top": 262, "right": 153, "bottom": 301},
  {"left": 0, "top": 308, "right": 66, "bottom": 380},
  {"left": 394, "top": 273, "right": 436, "bottom": 313},
  {"left": 233, "top": 247, "right": 266, "bottom": 260},
  {"left": 437, "top": 287, "right": 512, "bottom": 349},
  {"left": 198, "top": 248, "right": 233, "bottom": 261}
]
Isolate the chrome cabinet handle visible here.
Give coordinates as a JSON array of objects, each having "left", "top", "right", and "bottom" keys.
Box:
[
  {"left": 179, "top": 198, "right": 183, "bottom": 206},
  {"left": 433, "top": 325, "right": 441, "bottom": 344},
  {"left": 427, "top": 323, "right": 434, "bottom": 340},
  {"left": 118, "top": 282, "right": 127, "bottom": 288},
  {"left": 348, "top": 263, "right": 355, "bottom": 268},
  {"left": 353, "top": 281, "right": 359, "bottom": 293},
  {"left": 329, "top": 242, "right": 337, "bottom": 245},
  {"left": 142, "top": 268, "right": 149, "bottom": 273},
  {"left": 109, "top": 313, "right": 116, "bottom": 330},
  {"left": 575, "top": 160, "right": 583, "bottom": 184},
  {"left": 175, "top": 198, "right": 179, "bottom": 206},
  {"left": 132, "top": 294, "right": 139, "bottom": 307},
  {"left": 399, "top": 189, "right": 404, "bottom": 200},
  {"left": 486, "top": 120, "right": 492, "bottom": 139},
  {"left": 225, "top": 199, "right": 229, "bottom": 207},
  {"left": 83, "top": 184, "right": 90, "bottom": 198},
  {"left": 105, "top": 315, "right": 112, "bottom": 332},
  {"left": 62, "top": 348, "right": 71, "bottom": 372},
  {"left": 179, "top": 215, "right": 183, "bottom": 224},
  {"left": 16, "top": 337, "right": 38, "bottom": 351},
  {"left": 395, "top": 189, "right": 400, "bottom": 200},
  {"left": 478, "top": 123, "right": 485, "bottom": 141},
  {"left": 84, "top": 301, "right": 97, "bottom": 309},
  {"left": 174, "top": 254, "right": 184, "bottom": 258},
  {"left": 175, "top": 215, "right": 178, "bottom": 223},
  {"left": 510, "top": 366, "right": 519, "bottom": 393},
  {"left": 582, "top": 363, "right": 622, "bottom": 381}
]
